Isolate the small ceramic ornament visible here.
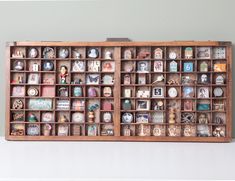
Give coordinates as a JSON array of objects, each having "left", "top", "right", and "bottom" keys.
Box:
[
  {"left": 153, "top": 125, "right": 165, "bottom": 136},
  {"left": 58, "top": 124, "right": 69, "bottom": 136},
  {"left": 12, "top": 50, "right": 24, "bottom": 58},
  {"left": 88, "top": 87, "right": 97, "bottom": 97},
  {"left": 13, "top": 60, "right": 24, "bottom": 70},
  {"left": 42, "top": 124, "right": 52, "bottom": 136},
  {"left": 103, "top": 87, "right": 112, "bottom": 97},
  {"left": 32, "top": 63, "right": 39, "bottom": 71},
  {"left": 42, "top": 112, "right": 53, "bottom": 122},
  {"left": 28, "top": 113, "right": 37, "bottom": 122},
  {"left": 213, "top": 47, "right": 226, "bottom": 59},
  {"left": 27, "top": 87, "right": 39, "bottom": 96},
  {"left": 105, "top": 51, "right": 112, "bottom": 59},
  {"left": 58, "top": 47, "right": 69, "bottom": 58},
  {"left": 122, "top": 100, "right": 131, "bottom": 110},
  {"left": 169, "top": 60, "right": 177, "bottom": 72},
  {"left": 43, "top": 47, "right": 55, "bottom": 59},
  {"left": 168, "top": 87, "right": 177, "bottom": 98},
  {"left": 154, "top": 48, "right": 163, "bottom": 59},
  {"left": 183, "top": 62, "right": 193, "bottom": 72},
  {"left": 169, "top": 51, "right": 177, "bottom": 59},
  {"left": 215, "top": 75, "right": 225, "bottom": 84},
  {"left": 124, "top": 49, "right": 132, "bottom": 59},
  {"left": 43, "top": 60, "right": 54, "bottom": 71},
  {"left": 72, "top": 49, "right": 81, "bottom": 59},
  {"left": 137, "top": 50, "right": 150, "bottom": 59},
  {"left": 122, "top": 112, "right": 133, "bottom": 123},
  {"left": 88, "top": 48, "right": 99, "bottom": 58},
  {"left": 73, "top": 86, "right": 83, "bottom": 97},
  {"left": 72, "top": 112, "right": 84, "bottom": 123},
  {"left": 12, "top": 99, "right": 24, "bottom": 109},
  {"left": 60, "top": 65, "right": 68, "bottom": 84},
  {"left": 28, "top": 48, "right": 38, "bottom": 58},
  {"left": 184, "top": 47, "right": 193, "bottom": 59},
  {"left": 199, "top": 61, "right": 208, "bottom": 72},
  {"left": 103, "top": 112, "right": 112, "bottom": 123},
  {"left": 213, "top": 87, "right": 223, "bottom": 97}
]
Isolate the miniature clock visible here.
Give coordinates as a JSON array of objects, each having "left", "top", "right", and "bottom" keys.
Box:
[
  {"left": 58, "top": 47, "right": 69, "bottom": 58},
  {"left": 169, "top": 51, "right": 177, "bottom": 59},
  {"left": 213, "top": 87, "right": 223, "bottom": 97},
  {"left": 168, "top": 87, "right": 177, "bottom": 98},
  {"left": 122, "top": 113, "right": 133, "bottom": 123},
  {"left": 27, "top": 87, "right": 39, "bottom": 96},
  {"left": 28, "top": 48, "right": 38, "bottom": 58},
  {"left": 88, "top": 48, "right": 99, "bottom": 58}
]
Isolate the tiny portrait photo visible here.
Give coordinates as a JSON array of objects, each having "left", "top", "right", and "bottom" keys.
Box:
[
  {"left": 197, "top": 87, "right": 209, "bottom": 98},
  {"left": 154, "top": 61, "right": 163, "bottom": 72},
  {"left": 27, "top": 73, "right": 40, "bottom": 84},
  {"left": 152, "top": 87, "right": 164, "bottom": 97},
  {"left": 137, "top": 61, "right": 149, "bottom": 73}
]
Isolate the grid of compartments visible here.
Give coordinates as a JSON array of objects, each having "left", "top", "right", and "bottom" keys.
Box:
[
  {"left": 6, "top": 41, "right": 232, "bottom": 141},
  {"left": 9, "top": 46, "right": 115, "bottom": 137},
  {"left": 120, "top": 46, "right": 229, "bottom": 138}
]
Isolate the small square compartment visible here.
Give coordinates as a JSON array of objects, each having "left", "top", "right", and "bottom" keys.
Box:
[
  {"left": 151, "top": 124, "right": 166, "bottom": 136},
  {"left": 136, "top": 47, "right": 151, "bottom": 59},
  {"left": 26, "top": 47, "right": 41, "bottom": 59},
  {"left": 71, "top": 124, "right": 85, "bottom": 136},
  {"left": 182, "top": 46, "right": 195, "bottom": 59},
  {"left": 101, "top": 47, "right": 114, "bottom": 60},
  {"left": 167, "top": 125, "right": 181, "bottom": 137},
  {"left": 167, "top": 47, "right": 181, "bottom": 59},
  {"left": 26, "top": 59, "right": 41, "bottom": 71},
  {"left": 71, "top": 47, "right": 86, "bottom": 59},
  {"left": 121, "top": 47, "right": 136, "bottom": 59},
  {"left": 86, "top": 47, "right": 101, "bottom": 59},
  {"left": 100, "top": 124, "right": 114, "bottom": 136},
  {"left": 121, "top": 124, "right": 135, "bottom": 136},
  {"left": 11, "top": 72, "right": 25, "bottom": 84},
  {"left": 212, "top": 113, "right": 226, "bottom": 124}
]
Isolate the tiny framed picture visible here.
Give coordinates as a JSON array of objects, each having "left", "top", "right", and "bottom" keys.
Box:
[
  {"left": 152, "top": 87, "right": 164, "bottom": 97},
  {"left": 72, "top": 61, "right": 85, "bottom": 72},
  {"left": 214, "top": 64, "right": 226, "bottom": 72},
  {"left": 124, "top": 88, "right": 131, "bottom": 98},
  {"left": 57, "top": 124, "right": 69, "bottom": 136},
  {"left": 123, "top": 74, "right": 131, "bottom": 84},
  {"left": 169, "top": 60, "right": 178, "bottom": 72},
  {"left": 197, "top": 47, "right": 211, "bottom": 59},
  {"left": 183, "top": 62, "right": 193, "bottom": 72},
  {"left": 12, "top": 86, "right": 25, "bottom": 97},
  {"left": 86, "top": 74, "right": 100, "bottom": 84},
  {"left": 213, "top": 47, "right": 226, "bottom": 59},
  {"left": 199, "top": 61, "right": 208, "bottom": 72},
  {"left": 184, "top": 47, "right": 193, "bottom": 59},
  {"left": 138, "top": 74, "right": 146, "bottom": 84},
  {"left": 102, "top": 61, "right": 115, "bottom": 72},
  {"left": 215, "top": 75, "right": 225, "bottom": 84},
  {"left": 197, "top": 87, "right": 209, "bottom": 98},
  {"left": 27, "top": 73, "right": 40, "bottom": 84},
  {"left": 154, "top": 61, "right": 163, "bottom": 72},
  {"left": 88, "top": 60, "right": 100, "bottom": 72},
  {"left": 154, "top": 48, "right": 163, "bottom": 59},
  {"left": 184, "top": 100, "right": 193, "bottom": 111},
  {"left": 136, "top": 100, "right": 150, "bottom": 110},
  {"left": 124, "top": 49, "right": 132, "bottom": 59},
  {"left": 137, "top": 61, "right": 149, "bottom": 73},
  {"left": 136, "top": 113, "right": 149, "bottom": 123}
]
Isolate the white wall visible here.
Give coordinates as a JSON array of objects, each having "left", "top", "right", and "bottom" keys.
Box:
[{"left": 0, "top": 0, "right": 235, "bottom": 180}]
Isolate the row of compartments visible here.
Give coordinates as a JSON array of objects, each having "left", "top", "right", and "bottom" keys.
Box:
[
  {"left": 10, "top": 110, "right": 114, "bottom": 124},
  {"left": 120, "top": 86, "right": 227, "bottom": 99},
  {"left": 11, "top": 72, "right": 114, "bottom": 85},
  {"left": 11, "top": 85, "right": 114, "bottom": 98},
  {"left": 121, "top": 72, "right": 227, "bottom": 85},
  {"left": 10, "top": 46, "right": 227, "bottom": 60},
  {"left": 10, "top": 98, "right": 114, "bottom": 114},
  {"left": 121, "top": 112, "right": 226, "bottom": 124},
  {"left": 11, "top": 59, "right": 115, "bottom": 73},
  {"left": 121, "top": 59, "right": 227, "bottom": 73},
  {"left": 10, "top": 123, "right": 114, "bottom": 136},
  {"left": 121, "top": 124, "right": 226, "bottom": 137},
  {"left": 120, "top": 99, "right": 226, "bottom": 112}
]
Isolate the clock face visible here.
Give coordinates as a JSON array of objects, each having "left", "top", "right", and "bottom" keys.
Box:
[
  {"left": 72, "top": 113, "right": 84, "bottom": 123},
  {"left": 27, "top": 88, "right": 38, "bottom": 96},
  {"left": 169, "top": 52, "right": 177, "bottom": 59},
  {"left": 214, "top": 87, "right": 223, "bottom": 97},
  {"left": 168, "top": 87, "right": 177, "bottom": 98}
]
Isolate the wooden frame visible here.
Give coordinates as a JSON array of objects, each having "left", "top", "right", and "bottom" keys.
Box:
[{"left": 5, "top": 41, "right": 232, "bottom": 142}]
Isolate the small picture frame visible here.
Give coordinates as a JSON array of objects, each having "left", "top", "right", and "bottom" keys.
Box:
[
  {"left": 102, "top": 61, "right": 115, "bottom": 72},
  {"left": 137, "top": 61, "right": 149, "bottom": 73},
  {"left": 72, "top": 61, "right": 85, "bottom": 72},
  {"left": 215, "top": 75, "right": 225, "bottom": 84},
  {"left": 138, "top": 74, "right": 146, "bottom": 84},
  {"left": 136, "top": 113, "right": 149, "bottom": 123},
  {"left": 27, "top": 73, "right": 40, "bottom": 84},
  {"left": 197, "top": 47, "right": 211, "bottom": 59},
  {"left": 197, "top": 87, "right": 209, "bottom": 98},
  {"left": 183, "top": 62, "right": 193, "bottom": 72},
  {"left": 12, "top": 86, "right": 25, "bottom": 97},
  {"left": 154, "top": 61, "right": 163, "bottom": 72},
  {"left": 152, "top": 87, "right": 164, "bottom": 97},
  {"left": 136, "top": 90, "right": 150, "bottom": 98},
  {"left": 154, "top": 48, "right": 163, "bottom": 59},
  {"left": 86, "top": 74, "right": 100, "bottom": 84},
  {"left": 124, "top": 88, "right": 131, "bottom": 98},
  {"left": 169, "top": 60, "right": 178, "bottom": 72},
  {"left": 184, "top": 47, "right": 193, "bottom": 59},
  {"left": 184, "top": 100, "right": 193, "bottom": 111},
  {"left": 199, "top": 74, "right": 209, "bottom": 84},
  {"left": 213, "top": 47, "right": 226, "bottom": 59},
  {"left": 57, "top": 124, "right": 69, "bottom": 136},
  {"left": 102, "top": 75, "right": 114, "bottom": 84},
  {"left": 214, "top": 64, "right": 226, "bottom": 72},
  {"left": 88, "top": 61, "right": 100, "bottom": 72},
  {"left": 199, "top": 61, "right": 208, "bottom": 72},
  {"left": 123, "top": 74, "right": 131, "bottom": 84},
  {"left": 136, "top": 100, "right": 150, "bottom": 110}
]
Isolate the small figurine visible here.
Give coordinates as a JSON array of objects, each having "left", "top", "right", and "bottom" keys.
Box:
[
  {"left": 152, "top": 75, "right": 165, "bottom": 84},
  {"left": 12, "top": 50, "right": 24, "bottom": 58},
  {"left": 58, "top": 115, "right": 68, "bottom": 123},
  {"left": 88, "top": 87, "right": 97, "bottom": 97},
  {"left": 73, "top": 86, "right": 83, "bottom": 97},
  {"left": 88, "top": 48, "right": 99, "bottom": 58},
  {"left": 60, "top": 65, "right": 68, "bottom": 84},
  {"left": 105, "top": 51, "right": 112, "bottom": 59},
  {"left": 213, "top": 126, "right": 225, "bottom": 137},
  {"left": 72, "top": 49, "right": 81, "bottom": 59},
  {"left": 58, "top": 47, "right": 69, "bottom": 58},
  {"left": 43, "top": 124, "right": 52, "bottom": 136},
  {"left": 88, "top": 103, "right": 99, "bottom": 123},
  {"left": 168, "top": 108, "right": 176, "bottom": 124},
  {"left": 184, "top": 47, "right": 193, "bottom": 59},
  {"left": 102, "top": 62, "right": 114, "bottom": 72},
  {"left": 28, "top": 113, "right": 37, "bottom": 122},
  {"left": 103, "top": 112, "right": 112, "bottom": 123}
]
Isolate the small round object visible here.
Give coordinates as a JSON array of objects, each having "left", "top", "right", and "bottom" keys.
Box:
[
  {"left": 169, "top": 52, "right": 177, "bottom": 59},
  {"left": 157, "top": 101, "right": 163, "bottom": 107},
  {"left": 12, "top": 99, "right": 24, "bottom": 109},
  {"left": 43, "top": 60, "right": 54, "bottom": 71},
  {"left": 58, "top": 47, "right": 69, "bottom": 58},
  {"left": 27, "top": 87, "right": 38, "bottom": 96},
  {"left": 88, "top": 48, "right": 99, "bottom": 58},
  {"left": 42, "top": 112, "right": 53, "bottom": 122},
  {"left": 13, "top": 60, "right": 24, "bottom": 70},
  {"left": 43, "top": 47, "right": 55, "bottom": 59},
  {"left": 28, "top": 48, "right": 38, "bottom": 58},
  {"left": 72, "top": 112, "right": 84, "bottom": 123},
  {"left": 168, "top": 87, "right": 178, "bottom": 98},
  {"left": 122, "top": 113, "right": 133, "bottom": 123},
  {"left": 213, "top": 87, "right": 223, "bottom": 97}
]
